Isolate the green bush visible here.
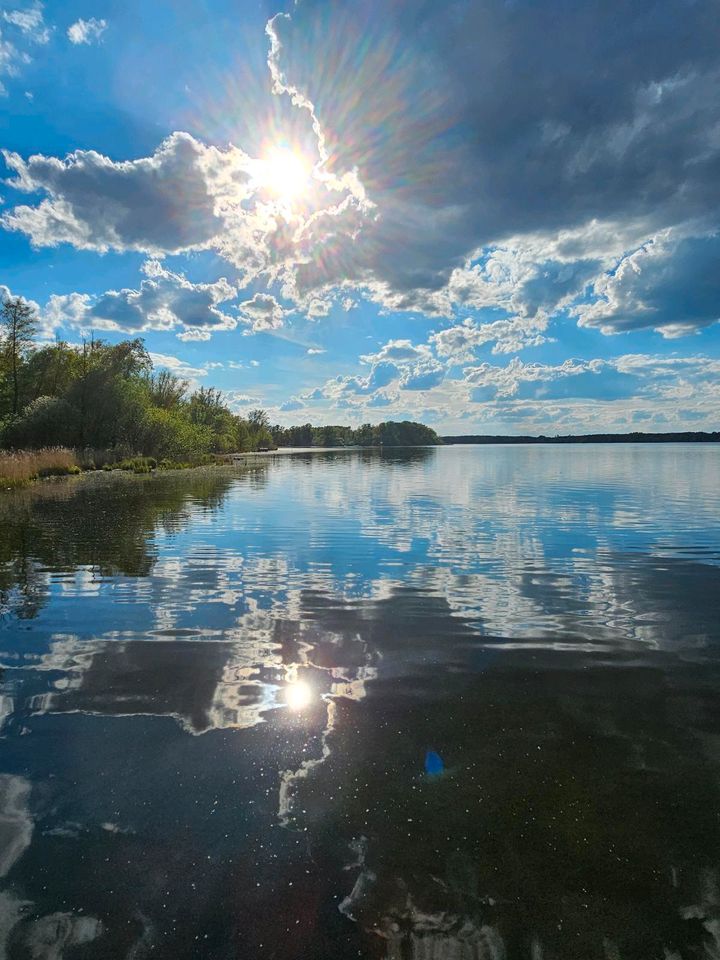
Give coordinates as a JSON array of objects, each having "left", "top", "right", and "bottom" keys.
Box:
[{"left": 3, "top": 396, "right": 79, "bottom": 449}]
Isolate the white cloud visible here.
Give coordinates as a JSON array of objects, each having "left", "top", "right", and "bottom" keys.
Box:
[
  {"left": 464, "top": 357, "right": 605, "bottom": 398},
  {"left": 431, "top": 315, "right": 552, "bottom": 362},
  {"left": 176, "top": 328, "right": 211, "bottom": 342},
  {"left": 1, "top": 282, "right": 57, "bottom": 338},
  {"left": 1, "top": 132, "right": 255, "bottom": 254},
  {"left": 148, "top": 352, "right": 208, "bottom": 380},
  {"left": 239, "top": 292, "right": 288, "bottom": 333},
  {"left": 3, "top": 0, "right": 720, "bottom": 355},
  {"left": 574, "top": 233, "right": 720, "bottom": 337},
  {"left": 3, "top": 3, "right": 49, "bottom": 42},
  {"left": 67, "top": 17, "right": 107, "bottom": 45},
  {"left": 46, "top": 262, "right": 237, "bottom": 337},
  {"left": 360, "top": 339, "right": 432, "bottom": 365},
  {"left": 0, "top": 2, "right": 48, "bottom": 95}
]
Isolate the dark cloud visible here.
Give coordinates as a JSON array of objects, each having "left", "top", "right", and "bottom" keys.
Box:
[{"left": 277, "top": 0, "right": 720, "bottom": 294}]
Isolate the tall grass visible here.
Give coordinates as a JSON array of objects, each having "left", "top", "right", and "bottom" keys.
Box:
[
  {"left": 0, "top": 448, "right": 80, "bottom": 488},
  {"left": 0, "top": 446, "right": 224, "bottom": 490}
]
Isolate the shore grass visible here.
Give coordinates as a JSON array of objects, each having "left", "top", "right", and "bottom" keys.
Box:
[
  {"left": 0, "top": 448, "right": 81, "bottom": 488},
  {"left": 0, "top": 448, "right": 225, "bottom": 489}
]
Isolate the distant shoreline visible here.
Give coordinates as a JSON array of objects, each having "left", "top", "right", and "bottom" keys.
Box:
[{"left": 442, "top": 431, "right": 720, "bottom": 444}]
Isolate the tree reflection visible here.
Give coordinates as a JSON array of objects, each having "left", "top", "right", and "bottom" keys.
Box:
[{"left": 0, "top": 469, "right": 250, "bottom": 619}]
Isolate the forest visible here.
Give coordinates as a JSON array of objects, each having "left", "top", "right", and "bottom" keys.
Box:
[{"left": 0, "top": 296, "right": 440, "bottom": 476}]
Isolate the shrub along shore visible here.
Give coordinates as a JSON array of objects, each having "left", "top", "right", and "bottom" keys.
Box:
[{"left": 0, "top": 297, "right": 441, "bottom": 489}]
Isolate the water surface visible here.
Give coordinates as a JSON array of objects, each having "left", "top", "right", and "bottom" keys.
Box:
[{"left": 1, "top": 445, "right": 720, "bottom": 959}]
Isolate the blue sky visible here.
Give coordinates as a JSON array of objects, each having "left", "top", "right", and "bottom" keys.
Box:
[{"left": 1, "top": 0, "right": 720, "bottom": 434}]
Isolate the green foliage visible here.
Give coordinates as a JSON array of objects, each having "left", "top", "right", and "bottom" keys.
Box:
[
  {"left": 0, "top": 297, "right": 439, "bottom": 463},
  {"left": 3, "top": 396, "right": 79, "bottom": 448},
  {"left": 270, "top": 420, "right": 442, "bottom": 448},
  {"left": 1, "top": 296, "right": 37, "bottom": 415},
  {"left": 0, "top": 312, "right": 277, "bottom": 458}
]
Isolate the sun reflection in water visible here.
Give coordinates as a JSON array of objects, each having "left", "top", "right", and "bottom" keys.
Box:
[{"left": 285, "top": 679, "right": 313, "bottom": 711}]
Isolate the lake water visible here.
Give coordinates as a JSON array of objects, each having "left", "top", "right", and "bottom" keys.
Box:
[{"left": 1, "top": 444, "right": 720, "bottom": 959}]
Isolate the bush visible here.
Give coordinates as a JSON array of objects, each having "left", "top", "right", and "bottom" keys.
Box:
[
  {"left": 138, "top": 407, "right": 213, "bottom": 460},
  {"left": 2, "top": 397, "right": 79, "bottom": 449},
  {"left": 114, "top": 457, "right": 157, "bottom": 473}
]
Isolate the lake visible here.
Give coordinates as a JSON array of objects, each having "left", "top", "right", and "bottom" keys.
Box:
[{"left": 1, "top": 444, "right": 720, "bottom": 959}]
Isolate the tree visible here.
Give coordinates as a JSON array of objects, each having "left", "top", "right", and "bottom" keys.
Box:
[
  {"left": 1, "top": 297, "right": 38, "bottom": 416},
  {"left": 147, "top": 369, "right": 188, "bottom": 409},
  {"left": 248, "top": 408, "right": 270, "bottom": 431}
]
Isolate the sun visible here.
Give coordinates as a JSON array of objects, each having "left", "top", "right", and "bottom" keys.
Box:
[{"left": 261, "top": 147, "right": 311, "bottom": 202}]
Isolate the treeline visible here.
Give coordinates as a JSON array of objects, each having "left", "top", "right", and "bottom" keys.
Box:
[
  {"left": 1, "top": 295, "right": 441, "bottom": 462},
  {"left": 443, "top": 432, "right": 720, "bottom": 444},
  {"left": 0, "top": 296, "right": 274, "bottom": 460},
  {"left": 270, "top": 421, "right": 441, "bottom": 447}
]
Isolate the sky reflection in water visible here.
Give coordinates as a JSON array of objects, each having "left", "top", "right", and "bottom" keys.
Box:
[{"left": 0, "top": 445, "right": 719, "bottom": 959}]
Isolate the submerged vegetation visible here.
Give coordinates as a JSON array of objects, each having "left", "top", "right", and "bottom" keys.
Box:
[{"left": 0, "top": 296, "right": 440, "bottom": 487}]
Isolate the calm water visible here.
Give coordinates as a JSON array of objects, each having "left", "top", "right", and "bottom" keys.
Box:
[{"left": 1, "top": 445, "right": 720, "bottom": 960}]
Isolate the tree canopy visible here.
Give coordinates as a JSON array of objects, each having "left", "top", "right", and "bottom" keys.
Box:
[{"left": 0, "top": 297, "right": 441, "bottom": 458}]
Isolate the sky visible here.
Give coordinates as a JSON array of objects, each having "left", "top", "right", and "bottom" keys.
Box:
[{"left": 1, "top": 0, "right": 720, "bottom": 435}]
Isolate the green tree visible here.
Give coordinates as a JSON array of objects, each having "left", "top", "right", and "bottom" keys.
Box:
[
  {"left": 147, "top": 369, "right": 189, "bottom": 409},
  {"left": 248, "top": 408, "right": 270, "bottom": 431},
  {"left": 1, "top": 297, "right": 38, "bottom": 416}
]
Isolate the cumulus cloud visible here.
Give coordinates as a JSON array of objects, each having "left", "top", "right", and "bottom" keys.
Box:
[
  {"left": 360, "top": 339, "right": 432, "bottom": 365},
  {"left": 464, "top": 358, "right": 606, "bottom": 399},
  {"left": 358, "top": 339, "right": 445, "bottom": 391},
  {"left": 460, "top": 354, "right": 720, "bottom": 408},
  {"left": 279, "top": 397, "right": 305, "bottom": 411},
  {"left": 238, "top": 292, "right": 288, "bottom": 332},
  {"left": 45, "top": 262, "right": 237, "bottom": 337},
  {"left": 0, "top": 282, "right": 38, "bottom": 311},
  {"left": 2, "top": 126, "right": 370, "bottom": 297},
  {"left": 225, "top": 391, "right": 262, "bottom": 411},
  {"left": 1, "top": 133, "right": 254, "bottom": 254},
  {"left": 4, "top": 0, "right": 720, "bottom": 350},
  {"left": 1, "top": 282, "right": 59, "bottom": 338},
  {"left": 399, "top": 362, "right": 445, "bottom": 391},
  {"left": 431, "top": 316, "right": 551, "bottom": 362},
  {"left": 67, "top": 17, "right": 106, "bottom": 45},
  {"left": 308, "top": 338, "right": 448, "bottom": 406},
  {"left": 148, "top": 352, "right": 208, "bottom": 380},
  {"left": 574, "top": 234, "right": 720, "bottom": 337},
  {"left": 366, "top": 392, "right": 395, "bottom": 408}
]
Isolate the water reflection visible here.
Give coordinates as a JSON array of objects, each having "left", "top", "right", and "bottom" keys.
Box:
[{"left": 0, "top": 446, "right": 718, "bottom": 958}]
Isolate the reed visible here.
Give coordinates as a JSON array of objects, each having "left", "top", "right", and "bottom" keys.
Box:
[{"left": 0, "top": 448, "right": 80, "bottom": 488}]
